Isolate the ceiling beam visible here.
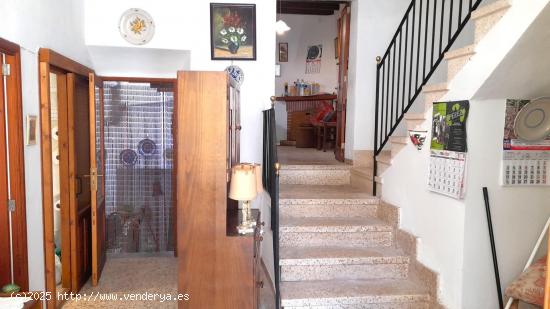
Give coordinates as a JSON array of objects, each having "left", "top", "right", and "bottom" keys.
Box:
[{"left": 277, "top": 1, "right": 343, "bottom": 15}]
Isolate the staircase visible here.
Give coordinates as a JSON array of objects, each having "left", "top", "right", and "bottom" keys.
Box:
[
  {"left": 278, "top": 159, "right": 440, "bottom": 308},
  {"left": 367, "top": 0, "right": 513, "bottom": 195}
]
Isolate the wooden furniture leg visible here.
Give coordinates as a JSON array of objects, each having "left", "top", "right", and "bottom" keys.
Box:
[{"left": 323, "top": 123, "right": 328, "bottom": 152}]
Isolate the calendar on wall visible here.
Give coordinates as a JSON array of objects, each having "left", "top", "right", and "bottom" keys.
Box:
[
  {"left": 501, "top": 99, "right": 550, "bottom": 186},
  {"left": 428, "top": 101, "right": 469, "bottom": 199}
]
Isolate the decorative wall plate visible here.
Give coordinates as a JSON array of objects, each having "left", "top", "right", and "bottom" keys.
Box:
[
  {"left": 514, "top": 98, "right": 550, "bottom": 142},
  {"left": 138, "top": 138, "right": 157, "bottom": 156},
  {"left": 120, "top": 149, "right": 138, "bottom": 166},
  {"left": 225, "top": 65, "right": 244, "bottom": 89},
  {"left": 119, "top": 8, "right": 155, "bottom": 45}
]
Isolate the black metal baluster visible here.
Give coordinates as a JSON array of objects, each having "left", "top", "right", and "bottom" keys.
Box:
[
  {"left": 396, "top": 31, "right": 402, "bottom": 120},
  {"left": 408, "top": 0, "right": 416, "bottom": 102},
  {"left": 449, "top": 0, "right": 454, "bottom": 42},
  {"left": 431, "top": 0, "right": 437, "bottom": 67},
  {"left": 423, "top": 0, "right": 430, "bottom": 82},
  {"left": 380, "top": 60, "right": 387, "bottom": 141},
  {"left": 385, "top": 52, "right": 390, "bottom": 138},
  {"left": 402, "top": 16, "right": 409, "bottom": 111},
  {"left": 439, "top": 0, "right": 444, "bottom": 55},
  {"left": 416, "top": 0, "right": 423, "bottom": 91},
  {"left": 374, "top": 63, "right": 380, "bottom": 154},
  {"left": 391, "top": 44, "right": 396, "bottom": 125}
]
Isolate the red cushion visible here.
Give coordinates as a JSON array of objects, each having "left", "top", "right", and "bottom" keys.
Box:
[{"left": 311, "top": 101, "right": 334, "bottom": 125}]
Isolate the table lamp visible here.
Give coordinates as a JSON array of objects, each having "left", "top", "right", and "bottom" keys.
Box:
[{"left": 229, "top": 164, "right": 258, "bottom": 234}]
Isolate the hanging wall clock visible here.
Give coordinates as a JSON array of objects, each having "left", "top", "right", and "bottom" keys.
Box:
[{"left": 119, "top": 8, "right": 155, "bottom": 45}]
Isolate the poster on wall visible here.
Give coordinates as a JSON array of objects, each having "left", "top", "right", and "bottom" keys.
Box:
[
  {"left": 428, "top": 101, "right": 469, "bottom": 199},
  {"left": 305, "top": 44, "right": 322, "bottom": 74},
  {"left": 501, "top": 99, "right": 550, "bottom": 186}
]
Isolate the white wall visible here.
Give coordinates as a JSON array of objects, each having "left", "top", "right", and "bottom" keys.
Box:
[
  {"left": 346, "top": 0, "right": 411, "bottom": 158},
  {"left": 84, "top": 0, "right": 275, "bottom": 165},
  {"left": 0, "top": 0, "right": 91, "bottom": 292},
  {"left": 274, "top": 13, "right": 339, "bottom": 142},
  {"left": 461, "top": 99, "right": 550, "bottom": 309}
]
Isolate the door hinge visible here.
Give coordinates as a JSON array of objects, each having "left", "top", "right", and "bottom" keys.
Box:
[
  {"left": 8, "top": 199, "right": 15, "bottom": 212},
  {"left": 1, "top": 64, "right": 10, "bottom": 76}
]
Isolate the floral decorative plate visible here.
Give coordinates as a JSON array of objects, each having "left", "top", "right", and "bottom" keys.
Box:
[
  {"left": 119, "top": 8, "right": 155, "bottom": 45},
  {"left": 225, "top": 65, "right": 244, "bottom": 89}
]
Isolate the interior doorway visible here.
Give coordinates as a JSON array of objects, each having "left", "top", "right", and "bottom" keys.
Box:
[
  {"left": 39, "top": 50, "right": 178, "bottom": 309},
  {"left": 0, "top": 37, "right": 29, "bottom": 292},
  {"left": 273, "top": 1, "right": 351, "bottom": 162}
]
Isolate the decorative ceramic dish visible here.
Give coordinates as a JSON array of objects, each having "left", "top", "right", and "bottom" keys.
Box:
[
  {"left": 514, "top": 98, "right": 550, "bottom": 142},
  {"left": 119, "top": 8, "right": 155, "bottom": 45},
  {"left": 225, "top": 65, "right": 244, "bottom": 89},
  {"left": 138, "top": 138, "right": 157, "bottom": 156},
  {"left": 120, "top": 149, "right": 138, "bottom": 166}
]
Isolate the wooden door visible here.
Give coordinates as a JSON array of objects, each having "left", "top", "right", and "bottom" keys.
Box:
[
  {"left": 335, "top": 5, "right": 351, "bottom": 162},
  {"left": 0, "top": 52, "right": 10, "bottom": 287},
  {"left": 88, "top": 73, "right": 106, "bottom": 286}
]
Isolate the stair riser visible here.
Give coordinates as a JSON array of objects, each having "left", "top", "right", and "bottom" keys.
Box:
[
  {"left": 281, "top": 263, "right": 408, "bottom": 281},
  {"left": 280, "top": 232, "right": 393, "bottom": 247},
  {"left": 423, "top": 91, "right": 447, "bottom": 108},
  {"left": 474, "top": 10, "right": 508, "bottom": 43},
  {"left": 447, "top": 56, "right": 472, "bottom": 81},
  {"left": 350, "top": 174, "right": 374, "bottom": 195},
  {"left": 280, "top": 204, "right": 378, "bottom": 218},
  {"left": 283, "top": 303, "right": 430, "bottom": 309},
  {"left": 280, "top": 169, "right": 351, "bottom": 185}
]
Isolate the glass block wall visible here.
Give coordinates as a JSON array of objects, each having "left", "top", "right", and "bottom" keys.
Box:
[{"left": 102, "top": 81, "right": 174, "bottom": 253}]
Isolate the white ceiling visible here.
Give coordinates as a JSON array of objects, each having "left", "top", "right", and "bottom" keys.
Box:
[{"left": 474, "top": 3, "right": 550, "bottom": 100}]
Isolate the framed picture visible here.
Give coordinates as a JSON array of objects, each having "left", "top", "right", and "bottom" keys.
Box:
[
  {"left": 26, "top": 115, "right": 37, "bottom": 145},
  {"left": 279, "top": 42, "right": 288, "bottom": 62},
  {"left": 210, "top": 3, "right": 256, "bottom": 60}
]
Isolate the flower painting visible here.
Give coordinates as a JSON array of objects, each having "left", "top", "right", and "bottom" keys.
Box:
[{"left": 210, "top": 3, "right": 256, "bottom": 60}]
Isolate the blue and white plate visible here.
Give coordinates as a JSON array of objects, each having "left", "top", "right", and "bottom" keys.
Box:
[{"left": 225, "top": 65, "right": 244, "bottom": 89}]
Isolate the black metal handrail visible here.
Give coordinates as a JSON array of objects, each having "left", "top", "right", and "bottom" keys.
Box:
[
  {"left": 262, "top": 106, "right": 280, "bottom": 308},
  {"left": 374, "top": 0, "right": 484, "bottom": 194}
]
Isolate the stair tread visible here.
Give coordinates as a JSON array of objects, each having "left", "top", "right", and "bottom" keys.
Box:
[
  {"left": 280, "top": 246, "right": 409, "bottom": 265},
  {"left": 281, "top": 278, "right": 431, "bottom": 305},
  {"left": 351, "top": 166, "right": 374, "bottom": 179},
  {"left": 280, "top": 216, "right": 393, "bottom": 233},
  {"left": 376, "top": 153, "right": 392, "bottom": 164},
  {"left": 404, "top": 112, "right": 427, "bottom": 120},
  {"left": 389, "top": 136, "right": 409, "bottom": 144},
  {"left": 280, "top": 184, "right": 376, "bottom": 201},
  {"left": 281, "top": 163, "right": 352, "bottom": 171},
  {"left": 472, "top": 0, "right": 511, "bottom": 20},
  {"left": 444, "top": 44, "right": 476, "bottom": 60},
  {"left": 421, "top": 82, "right": 448, "bottom": 93}
]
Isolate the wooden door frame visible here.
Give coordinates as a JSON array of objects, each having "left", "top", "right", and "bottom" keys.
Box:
[
  {"left": 335, "top": 4, "right": 351, "bottom": 162},
  {"left": 100, "top": 76, "right": 178, "bottom": 256},
  {"left": 0, "top": 37, "right": 29, "bottom": 291},
  {"left": 38, "top": 48, "right": 93, "bottom": 309}
]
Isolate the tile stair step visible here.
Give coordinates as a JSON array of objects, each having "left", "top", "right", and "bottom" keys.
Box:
[
  {"left": 280, "top": 246, "right": 410, "bottom": 281},
  {"left": 471, "top": 0, "right": 511, "bottom": 20},
  {"left": 445, "top": 44, "right": 476, "bottom": 81},
  {"left": 279, "top": 217, "right": 394, "bottom": 248},
  {"left": 389, "top": 136, "right": 409, "bottom": 145},
  {"left": 472, "top": 0, "right": 511, "bottom": 43},
  {"left": 421, "top": 82, "right": 448, "bottom": 94},
  {"left": 280, "top": 164, "right": 352, "bottom": 186},
  {"left": 280, "top": 184, "right": 377, "bottom": 202},
  {"left": 281, "top": 277, "right": 432, "bottom": 308},
  {"left": 280, "top": 202, "right": 378, "bottom": 219}
]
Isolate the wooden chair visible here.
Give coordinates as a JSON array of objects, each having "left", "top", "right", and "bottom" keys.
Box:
[{"left": 314, "top": 121, "right": 337, "bottom": 152}]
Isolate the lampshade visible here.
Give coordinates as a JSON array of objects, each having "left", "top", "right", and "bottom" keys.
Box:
[
  {"left": 275, "top": 19, "right": 291, "bottom": 35},
  {"left": 253, "top": 164, "right": 264, "bottom": 194},
  {"left": 229, "top": 164, "right": 258, "bottom": 201}
]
